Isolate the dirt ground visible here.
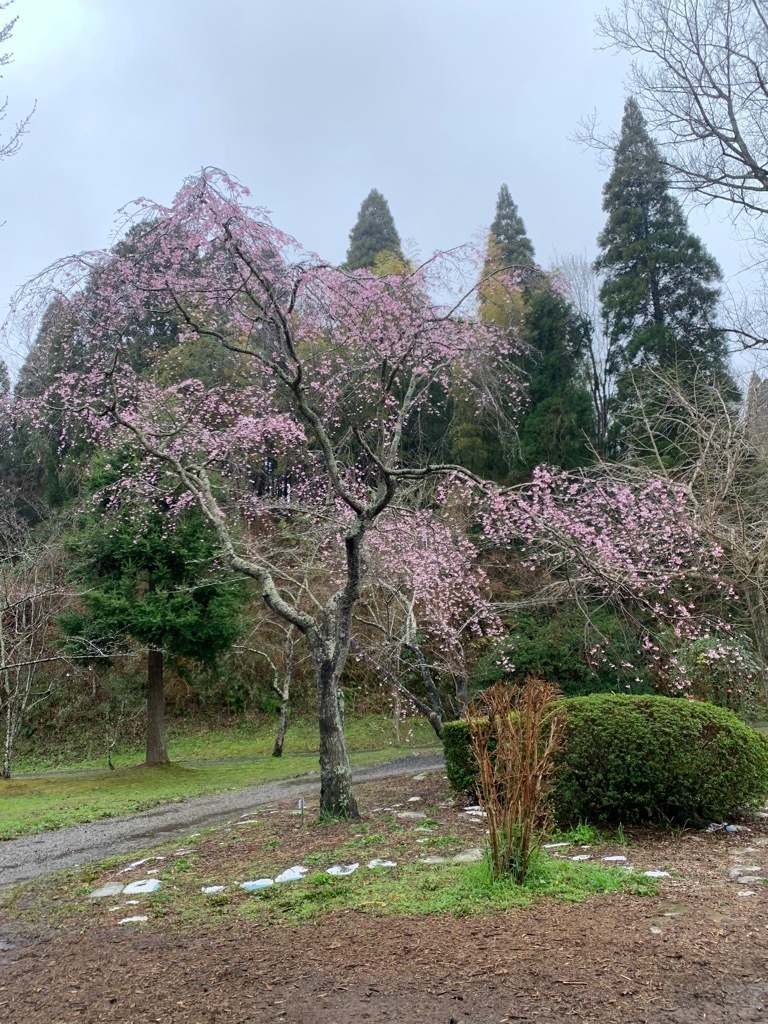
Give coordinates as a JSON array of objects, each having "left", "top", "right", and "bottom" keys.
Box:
[{"left": 3, "top": 771, "right": 768, "bottom": 1024}]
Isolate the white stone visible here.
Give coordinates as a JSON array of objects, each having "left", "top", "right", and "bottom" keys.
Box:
[
  {"left": 123, "top": 878, "right": 161, "bottom": 895},
  {"left": 421, "top": 856, "right": 448, "bottom": 865},
  {"left": 367, "top": 859, "right": 397, "bottom": 869},
  {"left": 326, "top": 863, "right": 359, "bottom": 876},
  {"left": 121, "top": 858, "right": 149, "bottom": 872},
  {"left": 201, "top": 886, "right": 226, "bottom": 894},
  {"left": 118, "top": 916, "right": 148, "bottom": 924},
  {"left": 87, "top": 882, "right": 125, "bottom": 899},
  {"left": 543, "top": 842, "right": 571, "bottom": 849},
  {"left": 603, "top": 856, "right": 627, "bottom": 862},
  {"left": 407, "top": 797, "right": 423, "bottom": 803},
  {"left": 738, "top": 890, "right": 757, "bottom": 897},
  {"left": 396, "top": 811, "right": 427, "bottom": 820},
  {"left": 643, "top": 871, "right": 671, "bottom": 878},
  {"left": 274, "top": 866, "right": 308, "bottom": 883},
  {"left": 571, "top": 855, "right": 592, "bottom": 861},
  {"left": 452, "top": 848, "right": 484, "bottom": 864},
  {"left": 411, "top": 774, "right": 426, "bottom": 781},
  {"left": 120, "top": 856, "right": 164, "bottom": 873}
]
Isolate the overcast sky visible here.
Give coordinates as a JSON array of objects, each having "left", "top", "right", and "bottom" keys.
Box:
[{"left": 0, "top": 0, "right": 757, "bottom": 372}]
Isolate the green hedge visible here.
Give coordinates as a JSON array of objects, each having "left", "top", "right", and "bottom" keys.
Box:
[
  {"left": 443, "top": 719, "right": 481, "bottom": 797},
  {"left": 443, "top": 694, "right": 768, "bottom": 825}
]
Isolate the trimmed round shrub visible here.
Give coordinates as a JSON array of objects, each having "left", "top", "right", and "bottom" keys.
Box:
[
  {"left": 553, "top": 694, "right": 768, "bottom": 825},
  {"left": 443, "top": 694, "right": 768, "bottom": 825}
]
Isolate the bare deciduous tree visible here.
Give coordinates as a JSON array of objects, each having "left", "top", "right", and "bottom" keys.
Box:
[
  {"left": 1, "top": 532, "right": 67, "bottom": 778},
  {"left": 553, "top": 251, "right": 617, "bottom": 456},
  {"left": 0, "top": 1, "right": 34, "bottom": 165},
  {"left": 594, "top": 0, "right": 768, "bottom": 216}
]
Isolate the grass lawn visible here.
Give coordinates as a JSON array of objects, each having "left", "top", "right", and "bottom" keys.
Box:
[
  {"left": 12, "top": 713, "right": 439, "bottom": 774},
  {"left": 0, "top": 744, "right": 432, "bottom": 840},
  {"left": 2, "top": 771, "right": 658, "bottom": 934}
]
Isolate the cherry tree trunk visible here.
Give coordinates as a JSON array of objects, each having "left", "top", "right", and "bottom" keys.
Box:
[
  {"left": 315, "top": 657, "right": 359, "bottom": 819},
  {"left": 145, "top": 646, "right": 169, "bottom": 766}
]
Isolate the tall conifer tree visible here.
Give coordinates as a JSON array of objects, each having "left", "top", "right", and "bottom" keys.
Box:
[
  {"left": 596, "top": 98, "right": 737, "bottom": 457},
  {"left": 345, "top": 189, "right": 403, "bottom": 271},
  {"left": 452, "top": 186, "right": 594, "bottom": 480},
  {"left": 486, "top": 183, "right": 536, "bottom": 268}
]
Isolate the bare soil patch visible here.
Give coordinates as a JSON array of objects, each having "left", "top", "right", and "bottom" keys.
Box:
[{"left": 3, "top": 771, "right": 768, "bottom": 1023}]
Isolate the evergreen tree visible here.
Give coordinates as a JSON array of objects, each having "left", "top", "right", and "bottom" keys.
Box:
[
  {"left": 450, "top": 185, "right": 536, "bottom": 481},
  {"left": 345, "top": 189, "right": 403, "bottom": 271},
  {"left": 451, "top": 186, "right": 593, "bottom": 481},
  {"left": 596, "top": 98, "right": 738, "bottom": 457},
  {"left": 485, "top": 183, "right": 536, "bottom": 268},
  {"left": 61, "top": 459, "right": 246, "bottom": 765},
  {"left": 515, "top": 288, "right": 595, "bottom": 475}
]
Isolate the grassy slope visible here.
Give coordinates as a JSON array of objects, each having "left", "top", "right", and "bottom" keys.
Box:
[
  {"left": 13, "top": 714, "right": 438, "bottom": 774},
  {"left": 1, "top": 715, "right": 440, "bottom": 840}
]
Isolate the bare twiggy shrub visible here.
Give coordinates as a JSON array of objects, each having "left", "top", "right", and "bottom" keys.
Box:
[{"left": 466, "top": 677, "right": 565, "bottom": 883}]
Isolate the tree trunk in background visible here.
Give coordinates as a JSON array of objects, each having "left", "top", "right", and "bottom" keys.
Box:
[
  {"left": 145, "top": 646, "right": 169, "bottom": 765},
  {"left": 272, "top": 700, "right": 289, "bottom": 757},
  {"left": 391, "top": 682, "right": 401, "bottom": 746}
]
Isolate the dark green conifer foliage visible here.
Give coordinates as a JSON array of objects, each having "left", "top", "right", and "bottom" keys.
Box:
[
  {"left": 451, "top": 185, "right": 593, "bottom": 481},
  {"left": 449, "top": 186, "right": 537, "bottom": 481},
  {"left": 345, "top": 189, "right": 403, "bottom": 271},
  {"left": 487, "top": 183, "right": 536, "bottom": 268},
  {"left": 596, "top": 98, "right": 737, "bottom": 457},
  {"left": 61, "top": 460, "right": 246, "bottom": 765},
  {"left": 515, "top": 289, "right": 595, "bottom": 476}
]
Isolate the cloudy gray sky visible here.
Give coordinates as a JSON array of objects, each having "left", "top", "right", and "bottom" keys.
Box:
[{"left": 0, "top": 0, "right": 754, "bottom": 369}]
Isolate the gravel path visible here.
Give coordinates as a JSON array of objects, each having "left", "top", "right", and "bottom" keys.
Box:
[{"left": 0, "top": 751, "right": 444, "bottom": 886}]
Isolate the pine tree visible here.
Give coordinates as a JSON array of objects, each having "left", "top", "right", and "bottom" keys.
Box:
[
  {"left": 596, "top": 98, "right": 737, "bottom": 457},
  {"left": 345, "top": 189, "right": 403, "bottom": 271},
  {"left": 451, "top": 186, "right": 593, "bottom": 481},
  {"left": 486, "top": 183, "right": 536, "bottom": 268},
  {"left": 61, "top": 457, "right": 246, "bottom": 765},
  {"left": 515, "top": 288, "right": 595, "bottom": 475}
]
